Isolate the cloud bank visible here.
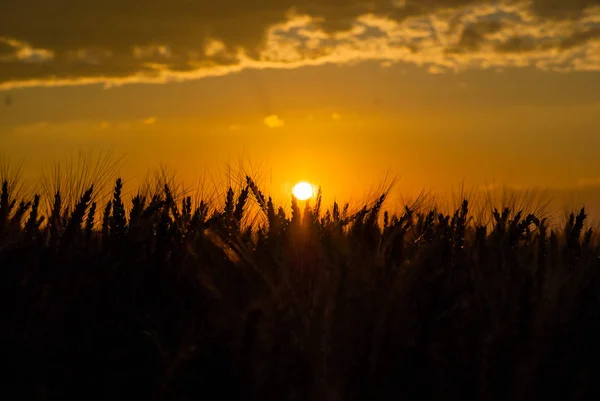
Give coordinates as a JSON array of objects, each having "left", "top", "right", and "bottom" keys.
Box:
[{"left": 1, "top": 0, "right": 599, "bottom": 89}]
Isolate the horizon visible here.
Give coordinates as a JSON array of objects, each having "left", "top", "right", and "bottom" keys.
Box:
[{"left": 2, "top": 152, "right": 599, "bottom": 228}]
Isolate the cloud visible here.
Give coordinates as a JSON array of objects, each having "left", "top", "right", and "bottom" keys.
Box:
[
  {"left": 0, "top": 1, "right": 599, "bottom": 89},
  {"left": 264, "top": 114, "right": 284, "bottom": 128},
  {"left": 0, "top": 37, "right": 54, "bottom": 63},
  {"left": 331, "top": 112, "right": 342, "bottom": 120},
  {"left": 529, "top": 0, "right": 600, "bottom": 19},
  {"left": 452, "top": 20, "right": 506, "bottom": 52},
  {"left": 143, "top": 117, "right": 157, "bottom": 125}
]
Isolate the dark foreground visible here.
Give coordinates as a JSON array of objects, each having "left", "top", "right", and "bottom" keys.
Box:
[{"left": 2, "top": 177, "right": 600, "bottom": 401}]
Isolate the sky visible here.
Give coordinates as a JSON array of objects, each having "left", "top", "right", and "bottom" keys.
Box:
[{"left": 1, "top": 0, "right": 599, "bottom": 216}]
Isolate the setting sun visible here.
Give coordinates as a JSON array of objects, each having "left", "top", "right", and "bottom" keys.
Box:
[{"left": 292, "top": 182, "right": 314, "bottom": 201}]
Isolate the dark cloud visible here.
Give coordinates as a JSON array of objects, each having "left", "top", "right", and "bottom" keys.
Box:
[
  {"left": 0, "top": 40, "right": 15, "bottom": 58},
  {"left": 530, "top": 0, "right": 600, "bottom": 19},
  {"left": 1, "top": 1, "right": 484, "bottom": 51},
  {"left": 1, "top": 1, "right": 297, "bottom": 67},
  {"left": 495, "top": 35, "right": 539, "bottom": 53},
  {"left": 495, "top": 27, "right": 600, "bottom": 54},
  {"left": 0, "top": 0, "right": 598, "bottom": 88},
  {"left": 559, "top": 27, "right": 600, "bottom": 50},
  {"left": 454, "top": 20, "right": 505, "bottom": 52},
  {"left": 0, "top": 58, "right": 145, "bottom": 82}
]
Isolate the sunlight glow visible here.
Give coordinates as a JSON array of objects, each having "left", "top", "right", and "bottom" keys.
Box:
[{"left": 292, "top": 182, "right": 314, "bottom": 201}]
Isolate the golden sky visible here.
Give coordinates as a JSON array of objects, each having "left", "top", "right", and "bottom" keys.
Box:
[{"left": 1, "top": 0, "right": 599, "bottom": 215}]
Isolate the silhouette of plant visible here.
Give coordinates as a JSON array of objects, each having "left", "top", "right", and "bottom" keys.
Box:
[{"left": 1, "top": 169, "right": 600, "bottom": 401}]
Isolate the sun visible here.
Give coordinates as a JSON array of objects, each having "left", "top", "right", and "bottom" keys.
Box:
[{"left": 292, "top": 182, "right": 314, "bottom": 201}]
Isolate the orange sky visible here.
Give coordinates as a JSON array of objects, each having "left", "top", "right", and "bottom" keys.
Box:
[{"left": 1, "top": 1, "right": 599, "bottom": 218}]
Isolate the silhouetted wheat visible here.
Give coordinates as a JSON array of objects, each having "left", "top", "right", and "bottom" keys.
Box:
[{"left": 2, "top": 171, "right": 600, "bottom": 401}]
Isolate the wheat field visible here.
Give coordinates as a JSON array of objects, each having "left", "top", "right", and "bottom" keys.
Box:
[{"left": 2, "top": 157, "right": 600, "bottom": 401}]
